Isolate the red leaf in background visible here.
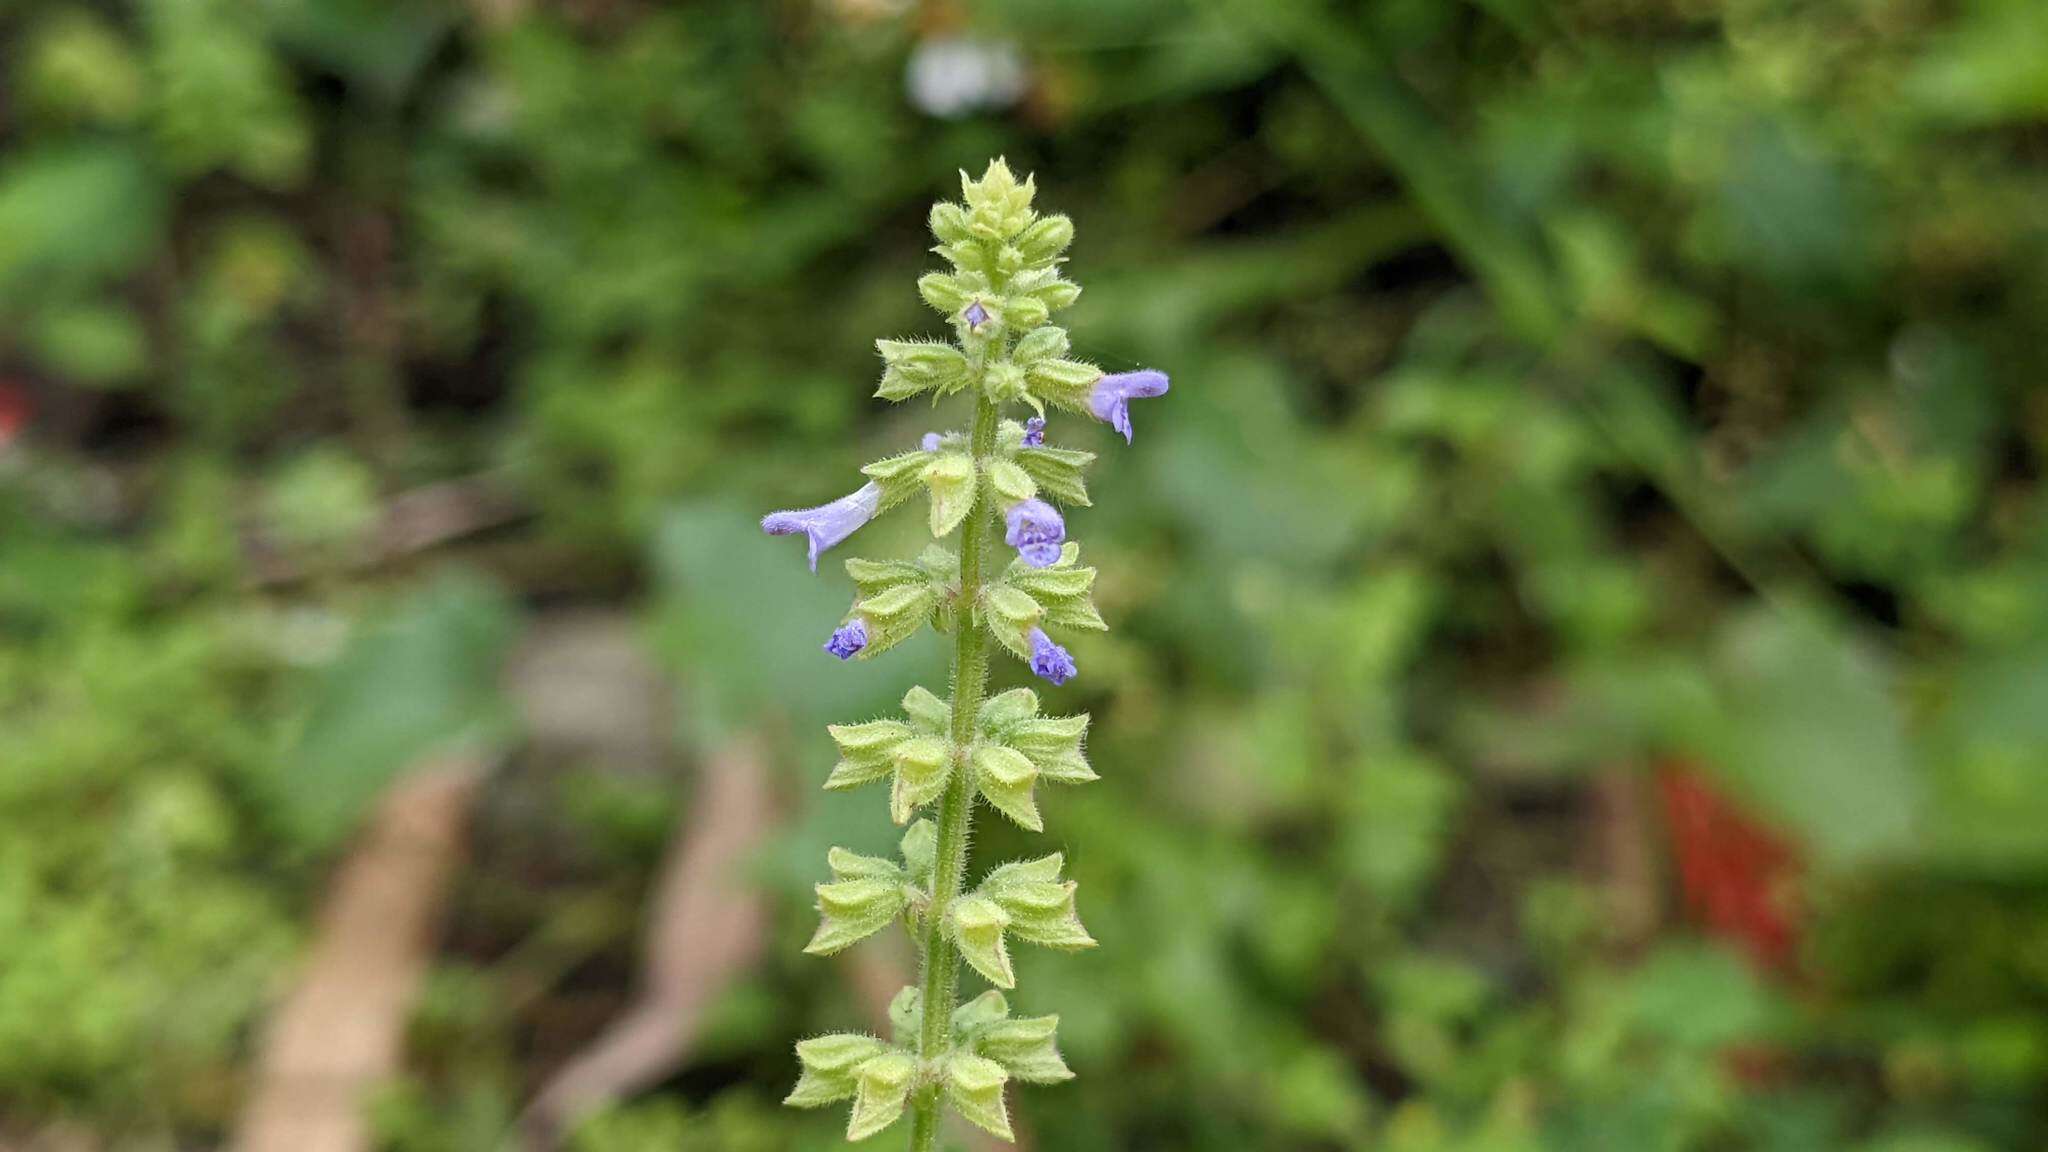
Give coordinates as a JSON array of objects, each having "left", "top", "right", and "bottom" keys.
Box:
[
  {"left": 1657, "top": 762, "right": 1803, "bottom": 975},
  {"left": 0, "top": 381, "right": 31, "bottom": 446}
]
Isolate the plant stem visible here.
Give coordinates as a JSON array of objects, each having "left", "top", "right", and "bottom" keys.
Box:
[{"left": 909, "top": 394, "right": 999, "bottom": 1152}]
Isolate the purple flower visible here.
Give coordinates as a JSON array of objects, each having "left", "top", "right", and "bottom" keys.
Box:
[
  {"left": 1004, "top": 498, "right": 1065, "bottom": 568},
  {"left": 1027, "top": 627, "right": 1076, "bottom": 686},
  {"left": 762, "top": 481, "right": 884, "bottom": 572},
  {"left": 1088, "top": 369, "right": 1170, "bottom": 444},
  {"left": 824, "top": 619, "right": 869, "bottom": 660},
  {"left": 1022, "top": 417, "right": 1045, "bottom": 447},
  {"left": 921, "top": 432, "right": 943, "bottom": 452},
  {"left": 963, "top": 301, "right": 990, "bottom": 331}
]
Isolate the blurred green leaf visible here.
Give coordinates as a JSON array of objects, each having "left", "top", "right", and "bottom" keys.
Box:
[
  {"left": 28, "top": 302, "right": 150, "bottom": 387},
  {"left": 288, "top": 573, "right": 518, "bottom": 844},
  {"left": 1909, "top": 0, "right": 2048, "bottom": 124},
  {"left": 650, "top": 500, "right": 939, "bottom": 740},
  {"left": 1923, "top": 647, "right": 2048, "bottom": 876},
  {"left": 268, "top": 0, "right": 457, "bottom": 105},
  {"left": 1696, "top": 609, "right": 1919, "bottom": 866},
  {"left": 1623, "top": 943, "right": 1772, "bottom": 1052},
  {"left": 0, "top": 143, "right": 165, "bottom": 302}
]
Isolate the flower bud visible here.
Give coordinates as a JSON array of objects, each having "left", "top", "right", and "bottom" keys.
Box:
[
  {"left": 1010, "top": 325, "right": 1069, "bottom": 366},
  {"left": 949, "top": 894, "right": 1015, "bottom": 988},
  {"left": 900, "top": 685, "right": 950, "bottom": 734},
  {"left": 995, "top": 243, "right": 1027, "bottom": 279},
  {"left": 1003, "top": 293, "right": 1049, "bottom": 330},
  {"left": 950, "top": 988, "right": 1011, "bottom": 1036},
  {"left": 847, "top": 1050, "right": 916, "bottom": 1140},
  {"left": 977, "top": 687, "right": 1039, "bottom": 731},
  {"left": 944, "top": 1053, "right": 1014, "bottom": 1140},
  {"left": 1023, "top": 356, "right": 1102, "bottom": 413},
  {"left": 1005, "top": 543, "right": 1106, "bottom": 633},
  {"left": 961, "top": 158, "right": 1036, "bottom": 240},
  {"left": 785, "top": 1033, "right": 892, "bottom": 1108},
  {"left": 1028, "top": 627, "right": 1076, "bottom": 686},
  {"left": 982, "top": 359, "right": 1028, "bottom": 405},
  {"left": 920, "top": 452, "right": 976, "bottom": 537},
  {"left": 1014, "top": 214, "right": 1074, "bottom": 265},
  {"left": 824, "top": 619, "right": 868, "bottom": 660},
  {"left": 850, "top": 581, "right": 941, "bottom": 658},
  {"left": 928, "top": 202, "right": 972, "bottom": 245},
  {"left": 825, "top": 720, "right": 915, "bottom": 790},
  {"left": 899, "top": 818, "right": 937, "bottom": 883},
  {"left": 972, "top": 743, "right": 1043, "bottom": 831},
  {"left": 889, "top": 735, "right": 952, "bottom": 825},
  {"left": 888, "top": 986, "right": 923, "bottom": 1043},
  {"left": 806, "top": 871, "right": 909, "bottom": 955},
  {"left": 934, "top": 237, "right": 987, "bottom": 275},
  {"left": 918, "top": 272, "right": 973, "bottom": 313},
  {"left": 985, "top": 458, "right": 1038, "bottom": 506},
  {"left": 979, "top": 584, "right": 1045, "bottom": 660},
  {"left": 875, "top": 338, "right": 969, "bottom": 400},
  {"left": 980, "top": 854, "right": 1094, "bottom": 950},
  {"left": 1004, "top": 713, "right": 1095, "bottom": 783},
  {"left": 976, "top": 1014, "right": 1074, "bottom": 1083},
  {"left": 1014, "top": 441, "right": 1093, "bottom": 505},
  {"left": 1032, "top": 278, "right": 1082, "bottom": 311}
]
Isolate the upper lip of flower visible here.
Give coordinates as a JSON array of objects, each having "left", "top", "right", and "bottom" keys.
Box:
[
  {"left": 1088, "top": 370, "right": 1170, "bottom": 444},
  {"left": 762, "top": 481, "right": 885, "bottom": 572},
  {"left": 1004, "top": 499, "right": 1063, "bottom": 544}
]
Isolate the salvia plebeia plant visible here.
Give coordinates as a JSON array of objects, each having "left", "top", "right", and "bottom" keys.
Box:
[{"left": 762, "top": 160, "right": 1168, "bottom": 1148}]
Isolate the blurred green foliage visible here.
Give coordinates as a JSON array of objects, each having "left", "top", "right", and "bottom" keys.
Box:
[{"left": 3, "top": 0, "right": 2047, "bottom": 1149}]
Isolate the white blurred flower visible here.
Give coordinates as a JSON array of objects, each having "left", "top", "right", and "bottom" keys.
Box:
[
  {"left": 906, "top": 37, "right": 1027, "bottom": 119},
  {"left": 831, "top": 0, "right": 915, "bottom": 18}
]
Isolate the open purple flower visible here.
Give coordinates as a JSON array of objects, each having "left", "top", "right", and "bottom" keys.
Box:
[
  {"left": 1022, "top": 417, "right": 1045, "bottom": 447},
  {"left": 1027, "top": 627, "right": 1076, "bottom": 686},
  {"left": 1004, "top": 498, "right": 1065, "bottom": 568},
  {"left": 962, "top": 301, "right": 990, "bottom": 332},
  {"left": 762, "top": 481, "right": 883, "bottom": 572},
  {"left": 824, "top": 619, "right": 868, "bottom": 660},
  {"left": 1088, "top": 369, "right": 1170, "bottom": 444}
]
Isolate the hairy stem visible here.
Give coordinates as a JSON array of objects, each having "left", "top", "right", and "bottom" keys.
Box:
[{"left": 910, "top": 394, "right": 999, "bottom": 1152}]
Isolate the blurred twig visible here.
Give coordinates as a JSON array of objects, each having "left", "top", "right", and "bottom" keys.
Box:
[
  {"left": 516, "top": 736, "right": 773, "bottom": 1149},
  {"left": 1591, "top": 765, "right": 1662, "bottom": 952},
  {"left": 244, "top": 473, "right": 530, "bottom": 588},
  {"left": 234, "top": 758, "right": 487, "bottom": 1152}
]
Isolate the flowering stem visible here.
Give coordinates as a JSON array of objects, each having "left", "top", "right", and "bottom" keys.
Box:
[
  {"left": 778, "top": 165, "right": 1148, "bottom": 1145},
  {"left": 909, "top": 394, "right": 998, "bottom": 1151}
]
